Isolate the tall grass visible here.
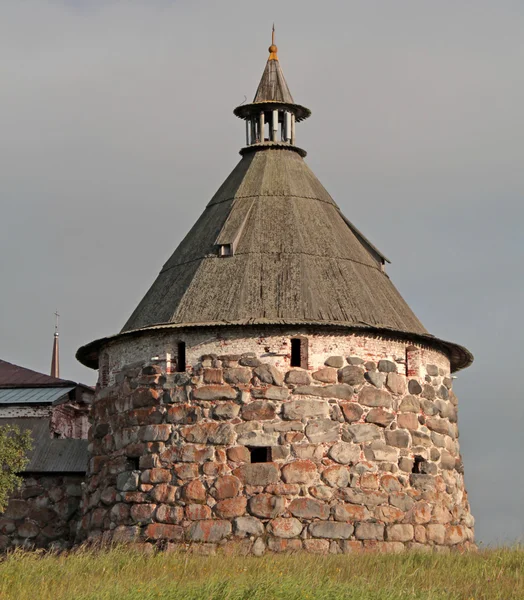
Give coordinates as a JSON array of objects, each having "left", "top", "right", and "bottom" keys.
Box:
[{"left": 0, "top": 546, "right": 522, "bottom": 600}]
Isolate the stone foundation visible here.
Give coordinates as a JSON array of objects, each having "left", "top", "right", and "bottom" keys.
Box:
[
  {"left": 0, "top": 474, "right": 83, "bottom": 551},
  {"left": 80, "top": 328, "right": 475, "bottom": 554}
]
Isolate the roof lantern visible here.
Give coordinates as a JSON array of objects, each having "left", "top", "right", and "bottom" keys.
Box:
[{"left": 234, "top": 26, "right": 311, "bottom": 157}]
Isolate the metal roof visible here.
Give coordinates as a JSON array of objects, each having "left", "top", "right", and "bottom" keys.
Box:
[
  {"left": 0, "top": 387, "right": 74, "bottom": 405},
  {"left": 1, "top": 418, "right": 88, "bottom": 473},
  {"left": 0, "top": 359, "right": 77, "bottom": 388}
]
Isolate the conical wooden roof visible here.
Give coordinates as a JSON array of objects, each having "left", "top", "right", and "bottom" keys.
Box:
[
  {"left": 76, "top": 38, "right": 473, "bottom": 372},
  {"left": 253, "top": 57, "right": 294, "bottom": 103},
  {"left": 122, "top": 148, "right": 425, "bottom": 335}
]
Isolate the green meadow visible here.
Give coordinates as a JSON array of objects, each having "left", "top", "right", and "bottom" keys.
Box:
[{"left": 0, "top": 546, "right": 522, "bottom": 600}]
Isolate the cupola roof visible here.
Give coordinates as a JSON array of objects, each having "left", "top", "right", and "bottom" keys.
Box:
[
  {"left": 76, "top": 34, "right": 473, "bottom": 373},
  {"left": 234, "top": 28, "right": 310, "bottom": 123},
  {"left": 253, "top": 27, "right": 294, "bottom": 104}
]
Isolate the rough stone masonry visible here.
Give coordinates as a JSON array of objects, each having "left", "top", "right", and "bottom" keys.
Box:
[
  {"left": 78, "top": 328, "right": 475, "bottom": 555},
  {"left": 0, "top": 474, "right": 83, "bottom": 551}
]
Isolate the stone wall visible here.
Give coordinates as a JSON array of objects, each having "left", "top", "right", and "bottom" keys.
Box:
[
  {"left": 81, "top": 328, "right": 475, "bottom": 554},
  {"left": 0, "top": 474, "right": 84, "bottom": 551},
  {"left": 101, "top": 327, "right": 450, "bottom": 387}
]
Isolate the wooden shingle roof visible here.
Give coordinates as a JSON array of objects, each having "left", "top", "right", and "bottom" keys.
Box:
[
  {"left": 253, "top": 56, "right": 294, "bottom": 104},
  {"left": 121, "top": 148, "right": 425, "bottom": 335},
  {"left": 233, "top": 37, "right": 311, "bottom": 123},
  {"left": 76, "top": 39, "right": 473, "bottom": 373}
]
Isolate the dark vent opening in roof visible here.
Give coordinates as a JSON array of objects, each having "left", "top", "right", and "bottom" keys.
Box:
[
  {"left": 177, "top": 342, "right": 186, "bottom": 373},
  {"left": 218, "top": 244, "right": 233, "bottom": 257},
  {"left": 249, "top": 446, "right": 271, "bottom": 463}
]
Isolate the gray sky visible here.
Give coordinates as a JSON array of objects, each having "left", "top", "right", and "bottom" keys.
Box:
[{"left": 1, "top": 1, "right": 522, "bottom": 545}]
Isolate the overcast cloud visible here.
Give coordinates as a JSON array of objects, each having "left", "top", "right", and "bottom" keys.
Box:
[{"left": 0, "top": 1, "right": 523, "bottom": 545}]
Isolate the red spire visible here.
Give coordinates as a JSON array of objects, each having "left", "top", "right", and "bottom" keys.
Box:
[{"left": 50, "top": 311, "right": 59, "bottom": 378}]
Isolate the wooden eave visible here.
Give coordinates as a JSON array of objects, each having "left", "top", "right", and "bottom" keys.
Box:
[{"left": 234, "top": 101, "right": 311, "bottom": 122}]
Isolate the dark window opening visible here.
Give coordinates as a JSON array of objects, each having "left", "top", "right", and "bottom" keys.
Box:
[
  {"left": 177, "top": 341, "right": 186, "bottom": 372},
  {"left": 290, "top": 337, "right": 308, "bottom": 369},
  {"left": 248, "top": 446, "right": 271, "bottom": 463},
  {"left": 412, "top": 456, "right": 424, "bottom": 474},
  {"left": 129, "top": 457, "right": 140, "bottom": 471},
  {"left": 290, "top": 338, "right": 301, "bottom": 367}
]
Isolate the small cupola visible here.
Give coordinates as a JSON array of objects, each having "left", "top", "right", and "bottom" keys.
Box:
[{"left": 234, "top": 27, "right": 311, "bottom": 156}]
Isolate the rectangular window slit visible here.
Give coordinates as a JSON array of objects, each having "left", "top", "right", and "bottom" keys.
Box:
[
  {"left": 177, "top": 342, "right": 186, "bottom": 372},
  {"left": 248, "top": 447, "right": 271, "bottom": 463},
  {"left": 290, "top": 337, "right": 308, "bottom": 369},
  {"left": 290, "top": 338, "right": 301, "bottom": 367}
]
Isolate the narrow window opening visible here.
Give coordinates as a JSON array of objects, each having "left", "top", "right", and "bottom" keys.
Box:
[
  {"left": 406, "top": 345, "right": 421, "bottom": 379},
  {"left": 290, "top": 338, "right": 301, "bottom": 367},
  {"left": 248, "top": 447, "right": 271, "bottom": 463},
  {"left": 177, "top": 342, "right": 186, "bottom": 372},
  {"left": 129, "top": 457, "right": 140, "bottom": 471},
  {"left": 412, "top": 456, "right": 424, "bottom": 474},
  {"left": 290, "top": 337, "right": 308, "bottom": 369}
]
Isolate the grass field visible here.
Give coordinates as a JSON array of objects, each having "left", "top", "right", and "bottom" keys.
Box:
[{"left": 0, "top": 546, "right": 522, "bottom": 600}]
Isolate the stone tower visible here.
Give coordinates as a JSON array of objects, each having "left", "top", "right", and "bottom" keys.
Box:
[{"left": 77, "top": 35, "right": 475, "bottom": 553}]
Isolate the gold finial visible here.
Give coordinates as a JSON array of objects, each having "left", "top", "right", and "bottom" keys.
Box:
[{"left": 269, "top": 23, "right": 278, "bottom": 61}]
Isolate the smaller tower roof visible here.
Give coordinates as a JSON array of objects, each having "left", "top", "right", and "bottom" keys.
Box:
[
  {"left": 253, "top": 26, "right": 294, "bottom": 104},
  {"left": 234, "top": 28, "right": 311, "bottom": 122},
  {"left": 50, "top": 311, "right": 59, "bottom": 378}
]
